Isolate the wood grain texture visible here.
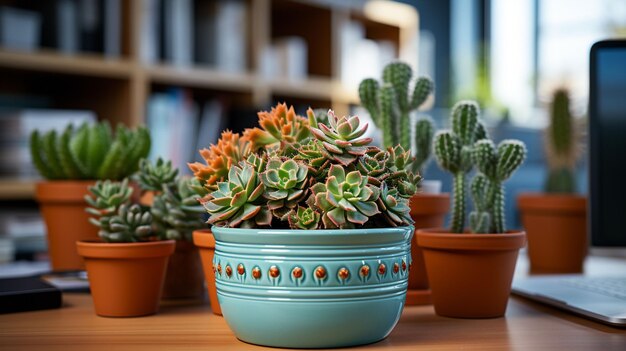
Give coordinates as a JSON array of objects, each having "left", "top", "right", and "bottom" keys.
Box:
[{"left": 0, "top": 293, "right": 624, "bottom": 351}]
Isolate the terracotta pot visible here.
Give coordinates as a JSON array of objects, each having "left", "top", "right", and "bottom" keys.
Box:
[
  {"left": 139, "top": 190, "right": 155, "bottom": 207},
  {"left": 76, "top": 240, "right": 175, "bottom": 317},
  {"left": 36, "top": 181, "right": 99, "bottom": 271},
  {"left": 517, "top": 193, "right": 587, "bottom": 274},
  {"left": 193, "top": 229, "right": 221, "bottom": 315},
  {"left": 407, "top": 193, "right": 450, "bottom": 305},
  {"left": 416, "top": 229, "right": 526, "bottom": 318},
  {"left": 162, "top": 240, "right": 206, "bottom": 299}
]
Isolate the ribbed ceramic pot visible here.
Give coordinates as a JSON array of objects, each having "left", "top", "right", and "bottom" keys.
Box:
[{"left": 209, "top": 226, "right": 414, "bottom": 348}]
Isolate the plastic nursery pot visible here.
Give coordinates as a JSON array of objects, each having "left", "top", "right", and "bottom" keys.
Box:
[
  {"left": 35, "top": 181, "right": 99, "bottom": 271},
  {"left": 193, "top": 229, "right": 221, "bottom": 315},
  {"left": 162, "top": 240, "right": 206, "bottom": 299},
  {"left": 416, "top": 229, "right": 526, "bottom": 319},
  {"left": 76, "top": 240, "right": 175, "bottom": 317},
  {"left": 407, "top": 193, "right": 450, "bottom": 305},
  {"left": 517, "top": 193, "right": 587, "bottom": 274},
  {"left": 209, "top": 226, "right": 413, "bottom": 349}
]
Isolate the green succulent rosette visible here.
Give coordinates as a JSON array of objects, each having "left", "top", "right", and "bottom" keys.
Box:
[
  {"left": 287, "top": 206, "right": 321, "bottom": 230},
  {"left": 261, "top": 158, "right": 309, "bottom": 220},
  {"left": 377, "top": 182, "right": 413, "bottom": 227},
  {"left": 309, "top": 110, "right": 372, "bottom": 166}
]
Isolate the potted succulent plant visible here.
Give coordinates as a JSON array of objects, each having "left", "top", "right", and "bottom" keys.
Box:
[
  {"left": 137, "top": 158, "right": 207, "bottom": 299},
  {"left": 30, "top": 122, "right": 150, "bottom": 270},
  {"left": 191, "top": 103, "right": 418, "bottom": 348},
  {"left": 517, "top": 89, "right": 586, "bottom": 274},
  {"left": 360, "top": 62, "right": 450, "bottom": 305},
  {"left": 416, "top": 101, "right": 527, "bottom": 318},
  {"left": 78, "top": 179, "right": 175, "bottom": 317}
]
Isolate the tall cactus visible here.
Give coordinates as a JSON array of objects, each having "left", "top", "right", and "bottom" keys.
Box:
[
  {"left": 470, "top": 140, "right": 526, "bottom": 233},
  {"left": 433, "top": 101, "right": 487, "bottom": 233},
  {"left": 545, "top": 89, "right": 579, "bottom": 193},
  {"left": 359, "top": 62, "right": 434, "bottom": 172},
  {"left": 413, "top": 117, "right": 434, "bottom": 173}
]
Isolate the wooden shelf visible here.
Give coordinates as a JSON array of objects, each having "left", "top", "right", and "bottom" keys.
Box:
[
  {"left": 146, "top": 65, "right": 256, "bottom": 92},
  {"left": 0, "top": 179, "right": 36, "bottom": 200},
  {"left": 0, "top": 49, "right": 133, "bottom": 79}
]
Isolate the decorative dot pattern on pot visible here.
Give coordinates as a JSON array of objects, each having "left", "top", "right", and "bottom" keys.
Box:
[
  {"left": 269, "top": 265, "right": 280, "bottom": 278},
  {"left": 225, "top": 265, "right": 232, "bottom": 277},
  {"left": 393, "top": 263, "right": 400, "bottom": 274},
  {"left": 315, "top": 266, "right": 327, "bottom": 279},
  {"left": 378, "top": 263, "right": 386, "bottom": 275},
  {"left": 338, "top": 267, "right": 350, "bottom": 280},
  {"left": 360, "top": 265, "right": 370, "bottom": 277},
  {"left": 402, "top": 260, "right": 407, "bottom": 272},
  {"left": 237, "top": 264, "right": 245, "bottom": 275},
  {"left": 292, "top": 267, "right": 303, "bottom": 279},
  {"left": 252, "top": 267, "right": 261, "bottom": 279}
]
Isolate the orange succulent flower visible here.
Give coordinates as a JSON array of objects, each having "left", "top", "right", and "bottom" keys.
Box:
[
  {"left": 243, "top": 103, "right": 311, "bottom": 151},
  {"left": 188, "top": 130, "right": 252, "bottom": 191}
]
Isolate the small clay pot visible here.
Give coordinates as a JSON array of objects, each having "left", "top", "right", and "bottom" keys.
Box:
[
  {"left": 193, "top": 229, "right": 221, "bottom": 315},
  {"left": 36, "top": 181, "right": 99, "bottom": 271},
  {"left": 517, "top": 193, "right": 587, "bottom": 274},
  {"left": 162, "top": 240, "right": 206, "bottom": 299},
  {"left": 416, "top": 229, "right": 526, "bottom": 318},
  {"left": 77, "top": 240, "right": 175, "bottom": 317},
  {"left": 407, "top": 193, "right": 450, "bottom": 305}
]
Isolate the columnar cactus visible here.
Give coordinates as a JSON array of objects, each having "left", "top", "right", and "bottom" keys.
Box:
[
  {"left": 413, "top": 117, "right": 435, "bottom": 173},
  {"left": 359, "top": 61, "right": 434, "bottom": 171},
  {"left": 30, "top": 122, "right": 151, "bottom": 180},
  {"left": 433, "top": 101, "right": 487, "bottom": 233},
  {"left": 545, "top": 89, "right": 580, "bottom": 193},
  {"left": 470, "top": 140, "right": 526, "bottom": 233}
]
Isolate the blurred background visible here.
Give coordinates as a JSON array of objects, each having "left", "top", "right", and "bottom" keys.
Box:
[{"left": 0, "top": 0, "right": 624, "bottom": 267}]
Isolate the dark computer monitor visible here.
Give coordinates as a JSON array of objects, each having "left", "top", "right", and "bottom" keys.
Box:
[{"left": 589, "top": 39, "right": 626, "bottom": 247}]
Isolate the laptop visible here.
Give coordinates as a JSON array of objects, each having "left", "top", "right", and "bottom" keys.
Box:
[{"left": 512, "top": 39, "right": 626, "bottom": 327}]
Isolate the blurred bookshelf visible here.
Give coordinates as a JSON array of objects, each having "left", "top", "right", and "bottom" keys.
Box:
[{"left": 0, "top": 0, "right": 418, "bottom": 201}]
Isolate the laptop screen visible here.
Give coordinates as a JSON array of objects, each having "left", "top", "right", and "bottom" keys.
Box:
[{"left": 590, "top": 40, "right": 626, "bottom": 247}]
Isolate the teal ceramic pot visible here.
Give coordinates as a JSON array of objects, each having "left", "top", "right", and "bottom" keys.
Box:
[{"left": 209, "top": 225, "right": 414, "bottom": 348}]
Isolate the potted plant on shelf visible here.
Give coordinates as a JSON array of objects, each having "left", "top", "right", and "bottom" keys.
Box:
[
  {"left": 517, "top": 89, "right": 586, "bottom": 274},
  {"left": 191, "top": 103, "right": 418, "bottom": 348},
  {"left": 30, "top": 122, "right": 150, "bottom": 270},
  {"left": 359, "top": 62, "right": 450, "bottom": 305},
  {"left": 416, "top": 101, "right": 527, "bottom": 318},
  {"left": 137, "top": 158, "right": 207, "bottom": 299},
  {"left": 78, "top": 179, "right": 175, "bottom": 317}
]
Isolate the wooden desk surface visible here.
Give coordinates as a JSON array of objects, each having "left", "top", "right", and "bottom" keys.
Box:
[{"left": 0, "top": 293, "right": 624, "bottom": 351}]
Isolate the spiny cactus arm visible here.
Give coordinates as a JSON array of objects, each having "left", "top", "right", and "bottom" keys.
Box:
[
  {"left": 58, "top": 125, "right": 84, "bottom": 179},
  {"left": 469, "top": 211, "right": 491, "bottom": 234},
  {"left": 490, "top": 183, "right": 506, "bottom": 233},
  {"left": 473, "top": 139, "right": 497, "bottom": 180},
  {"left": 433, "top": 130, "right": 460, "bottom": 173},
  {"left": 359, "top": 78, "right": 380, "bottom": 126},
  {"left": 495, "top": 140, "right": 526, "bottom": 182},
  {"left": 469, "top": 174, "right": 491, "bottom": 233},
  {"left": 550, "top": 89, "right": 572, "bottom": 155},
  {"left": 29, "top": 131, "right": 54, "bottom": 179},
  {"left": 450, "top": 172, "right": 466, "bottom": 233},
  {"left": 451, "top": 101, "right": 479, "bottom": 146},
  {"left": 378, "top": 83, "right": 399, "bottom": 148},
  {"left": 475, "top": 120, "right": 489, "bottom": 141},
  {"left": 42, "top": 130, "right": 66, "bottom": 179},
  {"left": 412, "top": 117, "right": 434, "bottom": 173},
  {"left": 410, "top": 76, "right": 434, "bottom": 110},
  {"left": 382, "top": 62, "right": 411, "bottom": 112}
]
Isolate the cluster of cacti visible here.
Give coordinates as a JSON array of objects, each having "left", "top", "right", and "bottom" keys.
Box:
[
  {"left": 137, "top": 158, "right": 206, "bottom": 241},
  {"left": 192, "top": 102, "right": 421, "bottom": 229},
  {"left": 30, "top": 122, "right": 150, "bottom": 180},
  {"left": 86, "top": 179, "right": 156, "bottom": 242},
  {"left": 544, "top": 89, "right": 580, "bottom": 193},
  {"left": 433, "top": 101, "right": 526, "bottom": 233},
  {"left": 359, "top": 61, "right": 435, "bottom": 173},
  {"left": 469, "top": 140, "right": 526, "bottom": 233}
]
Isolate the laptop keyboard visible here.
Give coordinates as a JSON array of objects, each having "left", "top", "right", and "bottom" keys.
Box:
[{"left": 563, "top": 277, "right": 626, "bottom": 300}]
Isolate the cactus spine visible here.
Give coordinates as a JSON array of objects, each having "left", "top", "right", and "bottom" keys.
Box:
[
  {"left": 359, "top": 62, "right": 434, "bottom": 172},
  {"left": 470, "top": 140, "right": 526, "bottom": 233},
  {"left": 545, "top": 89, "right": 579, "bottom": 193},
  {"left": 433, "top": 101, "right": 486, "bottom": 233}
]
